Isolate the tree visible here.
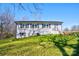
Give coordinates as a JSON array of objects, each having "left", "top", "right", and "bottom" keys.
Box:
[
  {"left": 71, "top": 25, "right": 79, "bottom": 31},
  {"left": 12, "top": 3, "right": 43, "bottom": 20},
  {"left": 0, "top": 8, "right": 15, "bottom": 39},
  {"left": 0, "top": 3, "right": 43, "bottom": 39},
  {"left": 64, "top": 28, "right": 69, "bottom": 31}
]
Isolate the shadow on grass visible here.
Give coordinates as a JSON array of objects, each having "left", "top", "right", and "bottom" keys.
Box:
[
  {"left": 53, "top": 42, "right": 69, "bottom": 56},
  {"left": 71, "top": 40, "right": 79, "bottom": 56},
  {"left": 53, "top": 39, "right": 79, "bottom": 56}
]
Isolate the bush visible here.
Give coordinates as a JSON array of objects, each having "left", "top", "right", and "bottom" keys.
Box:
[
  {"left": 69, "top": 32, "right": 79, "bottom": 37},
  {"left": 5, "top": 33, "right": 13, "bottom": 38},
  {"left": 1, "top": 32, "right": 14, "bottom": 39},
  {"left": 49, "top": 35, "right": 70, "bottom": 47}
]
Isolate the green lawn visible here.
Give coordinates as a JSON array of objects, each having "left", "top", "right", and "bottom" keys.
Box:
[{"left": 0, "top": 34, "right": 79, "bottom": 56}]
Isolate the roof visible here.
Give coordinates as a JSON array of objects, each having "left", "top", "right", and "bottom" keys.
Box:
[{"left": 15, "top": 21, "right": 63, "bottom": 25}]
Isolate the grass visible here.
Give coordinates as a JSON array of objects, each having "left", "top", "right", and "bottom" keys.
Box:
[{"left": 0, "top": 34, "right": 78, "bottom": 56}]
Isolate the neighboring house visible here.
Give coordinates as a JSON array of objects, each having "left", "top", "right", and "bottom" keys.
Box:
[{"left": 15, "top": 21, "right": 63, "bottom": 38}]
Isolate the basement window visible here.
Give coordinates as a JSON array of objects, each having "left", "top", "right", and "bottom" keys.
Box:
[{"left": 19, "top": 32, "right": 26, "bottom": 36}]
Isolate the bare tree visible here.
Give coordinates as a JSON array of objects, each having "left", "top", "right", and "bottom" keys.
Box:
[
  {"left": 0, "top": 3, "right": 43, "bottom": 39},
  {"left": 0, "top": 8, "right": 15, "bottom": 39},
  {"left": 71, "top": 25, "right": 79, "bottom": 32},
  {"left": 0, "top": 15, "right": 4, "bottom": 39},
  {"left": 20, "top": 3, "right": 43, "bottom": 36},
  {"left": 64, "top": 28, "right": 69, "bottom": 31}
]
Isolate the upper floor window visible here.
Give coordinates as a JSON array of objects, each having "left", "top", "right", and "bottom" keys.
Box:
[
  {"left": 54, "top": 25, "right": 58, "bottom": 31},
  {"left": 30, "top": 24, "right": 34, "bottom": 28},
  {"left": 35, "top": 24, "right": 39, "bottom": 28},
  {"left": 42, "top": 24, "right": 50, "bottom": 28},
  {"left": 46, "top": 24, "right": 49, "bottom": 28},
  {"left": 20, "top": 24, "right": 24, "bottom": 28},
  {"left": 42, "top": 24, "right": 46, "bottom": 28},
  {"left": 30, "top": 24, "right": 39, "bottom": 28},
  {"left": 25, "top": 24, "right": 29, "bottom": 28},
  {"left": 48, "top": 24, "right": 51, "bottom": 28}
]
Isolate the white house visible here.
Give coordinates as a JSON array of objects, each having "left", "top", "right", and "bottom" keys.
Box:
[{"left": 15, "top": 21, "right": 63, "bottom": 38}]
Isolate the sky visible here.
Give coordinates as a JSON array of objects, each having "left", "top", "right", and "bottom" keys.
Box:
[{"left": 0, "top": 3, "right": 79, "bottom": 29}]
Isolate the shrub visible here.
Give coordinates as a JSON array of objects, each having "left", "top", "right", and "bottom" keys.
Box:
[
  {"left": 69, "top": 32, "right": 79, "bottom": 37},
  {"left": 50, "top": 35, "right": 70, "bottom": 47},
  {"left": 0, "top": 32, "right": 14, "bottom": 39},
  {"left": 4, "top": 32, "right": 13, "bottom": 38}
]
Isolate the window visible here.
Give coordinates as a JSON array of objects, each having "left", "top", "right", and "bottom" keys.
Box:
[
  {"left": 35, "top": 24, "right": 39, "bottom": 28},
  {"left": 30, "top": 24, "right": 34, "bottom": 28},
  {"left": 48, "top": 24, "right": 51, "bottom": 28},
  {"left": 20, "top": 24, "right": 24, "bottom": 28},
  {"left": 42, "top": 24, "right": 49, "bottom": 28},
  {"left": 54, "top": 25, "right": 58, "bottom": 31},
  {"left": 25, "top": 24, "right": 29, "bottom": 28},
  {"left": 30, "top": 24, "right": 39, "bottom": 28},
  {"left": 46, "top": 24, "right": 49, "bottom": 28},
  {"left": 19, "top": 32, "right": 26, "bottom": 36},
  {"left": 42, "top": 24, "right": 46, "bottom": 28}
]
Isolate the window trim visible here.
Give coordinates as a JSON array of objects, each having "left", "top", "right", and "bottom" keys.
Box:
[
  {"left": 25, "top": 24, "right": 29, "bottom": 28},
  {"left": 20, "top": 24, "right": 24, "bottom": 28}
]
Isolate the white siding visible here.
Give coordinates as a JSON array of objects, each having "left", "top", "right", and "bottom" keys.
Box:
[{"left": 16, "top": 24, "right": 62, "bottom": 38}]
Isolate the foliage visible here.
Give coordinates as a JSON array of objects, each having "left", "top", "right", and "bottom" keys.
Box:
[
  {"left": 4, "top": 32, "right": 14, "bottom": 38},
  {"left": 0, "top": 33, "right": 79, "bottom": 56},
  {"left": 0, "top": 32, "right": 14, "bottom": 39},
  {"left": 69, "top": 32, "right": 79, "bottom": 37}
]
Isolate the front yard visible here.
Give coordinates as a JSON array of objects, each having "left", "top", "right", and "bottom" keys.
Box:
[{"left": 0, "top": 34, "right": 79, "bottom": 56}]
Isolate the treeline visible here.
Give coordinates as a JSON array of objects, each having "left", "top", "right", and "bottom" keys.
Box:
[{"left": 64, "top": 25, "right": 79, "bottom": 32}]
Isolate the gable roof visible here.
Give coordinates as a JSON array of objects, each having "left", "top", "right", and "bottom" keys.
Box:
[{"left": 15, "top": 21, "right": 63, "bottom": 25}]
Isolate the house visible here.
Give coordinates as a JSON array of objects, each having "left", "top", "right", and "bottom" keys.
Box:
[{"left": 15, "top": 21, "right": 63, "bottom": 38}]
